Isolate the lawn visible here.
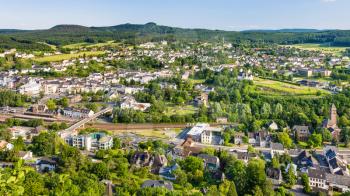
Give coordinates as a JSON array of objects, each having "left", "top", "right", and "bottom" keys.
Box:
[
  {"left": 34, "top": 51, "right": 105, "bottom": 62},
  {"left": 38, "top": 42, "right": 57, "bottom": 50},
  {"left": 284, "top": 43, "right": 348, "bottom": 56},
  {"left": 189, "top": 78, "right": 205, "bottom": 84},
  {"left": 165, "top": 104, "right": 198, "bottom": 116},
  {"left": 253, "top": 78, "right": 330, "bottom": 97}
]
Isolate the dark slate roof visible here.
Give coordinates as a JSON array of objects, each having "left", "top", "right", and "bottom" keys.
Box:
[
  {"left": 329, "top": 158, "right": 339, "bottom": 170},
  {"left": 308, "top": 168, "right": 326, "bottom": 180},
  {"left": 141, "top": 180, "right": 173, "bottom": 191},
  {"left": 266, "top": 168, "right": 281, "bottom": 180},
  {"left": 325, "top": 149, "right": 337, "bottom": 160}
]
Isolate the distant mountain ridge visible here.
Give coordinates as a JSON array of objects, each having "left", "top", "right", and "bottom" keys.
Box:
[
  {"left": 0, "top": 22, "right": 350, "bottom": 50},
  {"left": 241, "top": 29, "right": 331, "bottom": 33}
]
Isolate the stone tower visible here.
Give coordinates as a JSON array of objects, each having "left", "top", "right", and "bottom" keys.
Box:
[{"left": 330, "top": 104, "right": 337, "bottom": 126}]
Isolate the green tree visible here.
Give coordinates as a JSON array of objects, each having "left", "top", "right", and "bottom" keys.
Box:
[
  {"left": 285, "top": 165, "right": 297, "bottom": 186},
  {"left": 180, "top": 156, "right": 204, "bottom": 173},
  {"left": 46, "top": 99, "right": 57, "bottom": 110},
  {"left": 322, "top": 128, "right": 332, "bottom": 142},
  {"left": 225, "top": 158, "right": 246, "bottom": 194},
  {"left": 308, "top": 133, "right": 323, "bottom": 148},
  {"left": 277, "top": 132, "right": 293, "bottom": 149},
  {"left": 301, "top": 173, "right": 311, "bottom": 193},
  {"left": 341, "top": 127, "right": 350, "bottom": 147},
  {"left": 246, "top": 159, "right": 266, "bottom": 193},
  {"left": 92, "top": 162, "right": 109, "bottom": 180}
]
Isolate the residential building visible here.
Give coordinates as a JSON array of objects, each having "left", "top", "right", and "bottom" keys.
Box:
[
  {"left": 61, "top": 107, "right": 94, "bottom": 118},
  {"left": 270, "top": 142, "right": 285, "bottom": 157},
  {"left": 308, "top": 168, "right": 328, "bottom": 190},
  {"left": 198, "top": 154, "right": 220, "bottom": 171},
  {"left": 141, "top": 180, "right": 173, "bottom": 191},
  {"left": 65, "top": 132, "right": 113, "bottom": 151},
  {"left": 266, "top": 168, "right": 283, "bottom": 185},
  {"left": 293, "top": 125, "right": 310, "bottom": 142}
]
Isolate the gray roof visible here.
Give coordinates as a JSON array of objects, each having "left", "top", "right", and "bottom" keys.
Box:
[
  {"left": 308, "top": 168, "right": 326, "bottom": 180},
  {"left": 271, "top": 142, "right": 284, "bottom": 151},
  {"left": 327, "top": 173, "right": 350, "bottom": 187},
  {"left": 141, "top": 180, "right": 173, "bottom": 190},
  {"left": 198, "top": 154, "right": 220, "bottom": 165}
]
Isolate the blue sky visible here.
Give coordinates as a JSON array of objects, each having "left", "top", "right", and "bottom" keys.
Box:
[{"left": 0, "top": 0, "right": 349, "bottom": 30}]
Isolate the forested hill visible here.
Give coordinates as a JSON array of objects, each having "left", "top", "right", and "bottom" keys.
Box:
[{"left": 1, "top": 22, "right": 350, "bottom": 50}]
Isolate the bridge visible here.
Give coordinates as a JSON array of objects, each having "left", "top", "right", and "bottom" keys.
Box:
[{"left": 58, "top": 106, "right": 113, "bottom": 137}]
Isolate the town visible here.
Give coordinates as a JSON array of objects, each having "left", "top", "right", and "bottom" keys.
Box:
[{"left": 1, "top": 3, "right": 350, "bottom": 194}]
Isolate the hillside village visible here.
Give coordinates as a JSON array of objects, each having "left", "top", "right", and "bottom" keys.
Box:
[{"left": 0, "top": 37, "right": 350, "bottom": 195}]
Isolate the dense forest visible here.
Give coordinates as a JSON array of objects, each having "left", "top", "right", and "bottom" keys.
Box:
[{"left": 1, "top": 23, "right": 350, "bottom": 50}]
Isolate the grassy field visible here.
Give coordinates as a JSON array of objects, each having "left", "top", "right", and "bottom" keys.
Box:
[
  {"left": 165, "top": 104, "right": 198, "bottom": 116},
  {"left": 62, "top": 41, "right": 118, "bottom": 49},
  {"left": 38, "top": 42, "right": 57, "bottom": 50},
  {"left": 189, "top": 79, "right": 205, "bottom": 84},
  {"left": 253, "top": 78, "right": 330, "bottom": 97},
  {"left": 34, "top": 51, "right": 105, "bottom": 62},
  {"left": 109, "top": 129, "right": 172, "bottom": 139},
  {"left": 284, "top": 43, "right": 348, "bottom": 56}
]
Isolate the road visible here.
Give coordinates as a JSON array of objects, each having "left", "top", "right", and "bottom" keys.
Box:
[{"left": 63, "top": 106, "right": 113, "bottom": 133}]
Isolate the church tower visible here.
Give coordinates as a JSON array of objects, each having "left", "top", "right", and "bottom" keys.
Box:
[{"left": 330, "top": 104, "right": 337, "bottom": 126}]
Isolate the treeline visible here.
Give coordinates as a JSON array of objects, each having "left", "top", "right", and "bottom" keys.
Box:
[
  {"left": 2, "top": 23, "right": 350, "bottom": 49},
  {"left": 0, "top": 35, "right": 52, "bottom": 51},
  {"left": 0, "top": 90, "right": 29, "bottom": 107}
]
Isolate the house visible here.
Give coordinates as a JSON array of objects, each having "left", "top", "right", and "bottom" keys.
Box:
[
  {"left": 235, "top": 151, "right": 258, "bottom": 164},
  {"left": 141, "top": 180, "right": 173, "bottom": 191},
  {"left": 216, "top": 117, "right": 228, "bottom": 124},
  {"left": 293, "top": 125, "right": 310, "bottom": 142},
  {"left": 187, "top": 123, "right": 222, "bottom": 144},
  {"left": 36, "top": 157, "right": 58, "bottom": 172},
  {"left": 8, "top": 126, "right": 32, "bottom": 139},
  {"left": 0, "top": 140, "right": 14, "bottom": 150},
  {"left": 120, "top": 96, "right": 151, "bottom": 111},
  {"left": 194, "top": 93, "right": 209, "bottom": 107},
  {"left": 30, "top": 104, "right": 48, "bottom": 113},
  {"left": 324, "top": 147, "right": 349, "bottom": 175},
  {"left": 98, "top": 136, "right": 113, "bottom": 150},
  {"left": 326, "top": 173, "right": 350, "bottom": 193},
  {"left": 268, "top": 121, "right": 279, "bottom": 131},
  {"left": 198, "top": 154, "right": 220, "bottom": 171},
  {"left": 308, "top": 168, "right": 328, "bottom": 190},
  {"left": 18, "top": 79, "right": 42, "bottom": 96},
  {"left": 293, "top": 150, "right": 314, "bottom": 172},
  {"left": 270, "top": 143, "right": 285, "bottom": 157},
  {"left": 131, "top": 151, "right": 154, "bottom": 168},
  {"left": 61, "top": 107, "right": 94, "bottom": 118},
  {"left": 298, "top": 68, "right": 313, "bottom": 77},
  {"left": 237, "top": 69, "right": 254, "bottom": 81},
  {"left": 234, "top": 132, "right": 245, "bottom": 145},
  {"left": 255, "top": 130, "right": 270, "bottom": 147},
  {"left": 18, "top": 151, "right": 33, "bottom": 160},
  {"left": 159, "top": 164, "right": 178, "bottom": 180},
  {"left": 152, "top": 154, "right": 168, "bottom": 173},
  {"left": 172, "top": 137, "right": 203, "bottom": 158},
  {"left": 67, "top": 94, "right": 82, "bottom": 104},
  {"left": 266, "top": 168, "right": 283, "bottom": 185}
]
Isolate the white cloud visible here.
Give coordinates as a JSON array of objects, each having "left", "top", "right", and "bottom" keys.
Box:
[{"left": 321, "top": 0, "right": 337, "bottom": 2}]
